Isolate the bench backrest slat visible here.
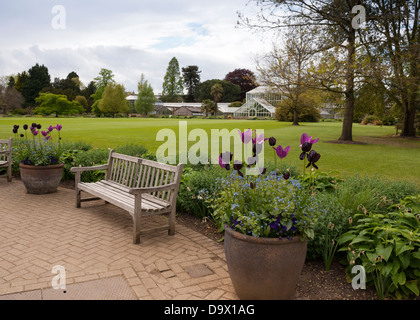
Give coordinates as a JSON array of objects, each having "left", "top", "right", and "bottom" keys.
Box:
[
  {"left": 0, "top": 138, "right": 12, "bottom": 162},
  {"left": 106, "top": 151, "right": 181, "bottom": 201}
]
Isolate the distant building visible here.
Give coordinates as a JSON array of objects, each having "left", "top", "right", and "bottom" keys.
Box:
[
  {"left": 173, "top": 106, "right": 204, "bottom": 117},
  {"left": 233, "top": 86, "right": 279, "bottom": 118},
  {"left": 125, "top": 86, "right": 279, "bottom": 118}
]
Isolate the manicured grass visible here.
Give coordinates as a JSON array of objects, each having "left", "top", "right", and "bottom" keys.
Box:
[{"left": 1, "top": 117, "right": 419, "bottom": 184}]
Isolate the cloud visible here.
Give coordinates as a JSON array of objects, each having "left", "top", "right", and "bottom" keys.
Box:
[{"left": 0, "top": 0, "right": 274, "bottom": 94}]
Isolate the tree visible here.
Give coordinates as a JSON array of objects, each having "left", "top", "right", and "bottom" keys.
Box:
[
  {"left": 22, "top": 63, "right": 51, "bottom": 106},
  {"left": 224, "top": 68, "right": 258, "bottom": 101},
  {"left": 41, "top": 71, "right": 82, "bottom": 101},
  {"left": 182, "top": 65, "right": 201, "bottom": 102},
  {"left": 195, "top": 80, "right": 241, "bottom": 102},
  {"left": 275, "top": 91, "right": 322, "bottom": 122},
  {"left": 360, "top": 1, "right": 420, "bottom": 137},
  {"left": 135, "top": 76, "right": 157, "bottom": 116},
  {"left": 257, "top": 25, "right": 319, "bottom": 126},
  {"left": 99, "top": 83, "right": 129, "bottom": 117},
  {"left": 240, "top": 0, "right": 362, "bottom": 141},
  {"left": 210, "top": 83, "right": 223, "bottom": 116},
  {"left": 34, "top": 93, "right": 84, "bottom": 117},
  {"left": 0, "top": 85, "right": 24, "bottom": 114},
  {"left": 14, "top": 71, "right": 28, "bottom": 93},
  {"left": 92, "top": 68, "right": 115, "bottom": 102},
  {"left": 162, "top": 57, "right": 184, "bottom": 102},
  {"left": 81, "top": 81, "right": 97, "bottom": 113},
  {"left": 201, "top": 99, "right": 215, "bottom": 117}
]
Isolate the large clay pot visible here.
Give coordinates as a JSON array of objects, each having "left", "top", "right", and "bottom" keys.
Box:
[
  {"left": 19, "top": 163, "right": 64, "bottom": 194},
  {"left": 224, "top": 225, "right": 307, "bottom": 300}
]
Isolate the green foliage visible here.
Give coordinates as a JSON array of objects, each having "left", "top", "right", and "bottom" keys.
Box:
[
  {"left": 162, "top": 57, "right": 184, "bottom": 102},
  {"left": 176, "top": 166, "right": 227, "bottom": 218},
  {"left": 35, "top": 93, "right": 84, "bottom": 117},
  {"left": 91, "top": 68, "right": 115, "bottom": 102},
  {"left": 135, "top": 80, "right": 156, "bottom": 115},
  {"left": 182, "top": 65, "right": 201, "bottom": 102},
  {"left": 338, "top": 197, "right": 420, "bottom": 299},
  {"left": 21, "top": 63, "right": 51, "bottom": 106},
  {"left": 99, "top": 83, "right": 129, "bottom": 117},
  {"left": 208, "top": 172, "right": 318, "bottom": 240},
  {"left": 195, "top": 79, "right": 241, "bottom": 102}
]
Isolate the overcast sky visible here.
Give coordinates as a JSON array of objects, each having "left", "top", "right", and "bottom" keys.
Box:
[{"left": 0, "top": 0, "right": 274, "bottom": 94}]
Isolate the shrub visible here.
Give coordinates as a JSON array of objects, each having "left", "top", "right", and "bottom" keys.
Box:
[
  {"left": 176, "top": 166, "right": 228, "bottom": 219},
  {"left": 338, "top": 195, "right": 420, "bottom": 299}
]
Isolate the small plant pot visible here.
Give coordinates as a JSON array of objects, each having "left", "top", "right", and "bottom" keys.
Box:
[
  {"left": 19, "top": 163, "right": 64, "bottom": 194},
  {"left": 224, "top": 225, "right": 307, "bottom": 300}
]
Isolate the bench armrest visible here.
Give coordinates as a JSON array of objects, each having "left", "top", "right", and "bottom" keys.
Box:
[
  {"left": 0, "top": 150, "right": 11, "bottom": 154},
  {"left": 129, "top": 182, "right": 178, "bottom": 195},
  {"left": 70, "top": 164, "right": 109, "bottom": 173}
]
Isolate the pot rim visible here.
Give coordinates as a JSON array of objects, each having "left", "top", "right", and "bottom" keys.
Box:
[
  {"left": 19, "top": 163, "right": 64, "bottom": 169},
  {"left": 224, "top": 224, "right": 305, "bottom": 245}
]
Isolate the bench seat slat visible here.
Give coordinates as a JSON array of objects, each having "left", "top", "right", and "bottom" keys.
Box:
[{"left": 79, "top": 182, "right": 171, "bottom": 214}]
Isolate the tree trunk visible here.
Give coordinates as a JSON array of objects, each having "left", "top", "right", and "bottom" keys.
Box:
[
  {"left": 400, "top": 102, "right": 416, "bottom": 137},
  {"left": 292, "top": 109, "right": 299, "bottom": 126},
  {"left": 338, "top": 28, "right": 356, "bottom": 142}
]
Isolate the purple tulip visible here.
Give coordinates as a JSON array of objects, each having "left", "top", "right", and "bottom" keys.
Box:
[
  {"left": 273, "top": 145, "right": 291, "bottom": 159},
  {"left": 41, "top": 131, "right": 49, "bottom": 137},
  {"left": 300, "top": 133, "right": 319, "bottom": 148},
  {"left": 238, "top": 129, "right": 252, "bottom": 144},
  {"left": 48, "top": 125, "right": 55, "bottom": 132},
  {"left": 306, "top": 150, "right": 321, "bottom": 169},
  {"left": 31, "top": 129, "right": 39, "bottom": 136},
  {"left": 252, "top": 132, "right": 268, "bottom": 145},
  {"left": 218, "top": 154, "right": 230, "bottom": 170},
  {"left": 55, "top": 124, "right": 62, "bottom": 131}
]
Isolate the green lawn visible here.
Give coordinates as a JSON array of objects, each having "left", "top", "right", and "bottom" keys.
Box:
[{"left": 1, "top": 117, "right": 419, "bottom": 184}]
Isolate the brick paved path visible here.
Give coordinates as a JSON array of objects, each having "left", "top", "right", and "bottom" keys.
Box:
[{"left": 0, "top": 180, "right": 237, "bottom": 300}]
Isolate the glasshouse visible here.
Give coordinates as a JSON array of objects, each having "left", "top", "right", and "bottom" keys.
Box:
[{"left": 233, "top": 86, "right": 280, "bottom": 118}]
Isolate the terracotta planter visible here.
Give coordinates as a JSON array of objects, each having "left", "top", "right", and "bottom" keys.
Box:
[
  {"left": 19, "top": 163, "right": 64, "bottom": 194},
  {"left": 224, "top": 225, "right": 307, "bottom": 300}
]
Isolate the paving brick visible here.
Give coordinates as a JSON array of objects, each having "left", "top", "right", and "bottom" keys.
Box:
[{"left": 0, "top": 181, "right": 237, "bottom": 300}]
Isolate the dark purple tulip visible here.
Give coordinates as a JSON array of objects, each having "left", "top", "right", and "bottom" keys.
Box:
[
  {"left": 23, "top": 124, "right": 28, "bottom": 130},
  {"left": 301, "top": 141, "right": 312, "bottom": 152},
  {"left": 250, "top": 182, "right": 255, "bottom": 189},
  {"left": 306, "top": 150, "right": 321, "bottom": 169},
  {"left": 31, "top": 123, "right": 37, "bottom": 128},
  {"left": 268, "top": 137, "right": 276, "bottom": 147},
  {"left": 36, "top": 124, "right": 42, "bottom": 129},
  {"left": 20, "top": 134, "right": 24, "bottom": 138},
  {"left": 233, "top": 160, "right": 243, "bottom": 171},
  {"left": 283, "top": 172, "right": 290, "bottom": 180}
]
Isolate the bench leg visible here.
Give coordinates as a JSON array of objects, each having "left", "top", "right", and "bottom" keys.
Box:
[
  {"left": 133, "top": 213, "right": 141, "bottom": 244},
  {"left": 168, "top": 208, "right": 176, "bottom": 236},
  {"left": 76, "top": 189, "right": 81, "bottom": 208},
  {"left": 6, "top": 164, "right": 12, "bottom": 182}
]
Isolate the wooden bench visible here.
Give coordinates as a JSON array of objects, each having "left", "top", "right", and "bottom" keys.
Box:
[
  {"left": 0, "top": 138, "right": 13, "bottom": 182},
  {"left": 70, "top": 150, "right": 183, "bottom": 244}
]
